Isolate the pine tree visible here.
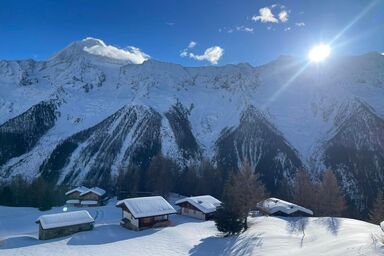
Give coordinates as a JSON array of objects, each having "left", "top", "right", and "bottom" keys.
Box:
[
  {"left": 317, "top": 169, "right": 346, "bottom": 217},
  {"left": 293, "top": 169, "right": 316, "bottom": 210},
  {"left": 214, "top": 204, "right": 243, "bottom": 236},
  {"left": 116, "top": 165, "right": 140, "bottom": 199},
  {"left": 197, "top": 159, "right": 224, "bottom": 198},
  {"left": 369, "top": 190, "right": 384, "bottom": 225},
  {"left": 222, "top": 161, "right": 267, "bottom": 230},
  {"left": 146, "top": 155, "right": 178, "bottom": 198}
]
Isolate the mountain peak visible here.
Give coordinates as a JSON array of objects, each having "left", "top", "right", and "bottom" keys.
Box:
[
  {"left": 80, "top": 37, "right": 106, "bottom": 48},
  {"left": 49, "top": 37, "right": 149, "bottom": 65}
]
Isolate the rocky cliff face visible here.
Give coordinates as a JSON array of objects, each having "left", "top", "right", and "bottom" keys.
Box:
[
  {"left": 215, "top": 106, "right": 302, "bottom": 195},
  {"left": 0, "top": 100, "right": 57, "bottom": 168},
  {"left": 321, "top": 101, "right": 384, "bottom": 213}
]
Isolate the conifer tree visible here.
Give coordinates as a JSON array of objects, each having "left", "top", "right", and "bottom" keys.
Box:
[
  {"left": 369, "top": 190, "right": 384, "bottom": 225},
  {"left": 317, "top": 169, "right": 346, "bottom": 217},
  {"left": 221, "top": 161, "right": 267, "bottom": 230},
  {"left": 214, "top": 204, "right": 243, "bottom": 236}
]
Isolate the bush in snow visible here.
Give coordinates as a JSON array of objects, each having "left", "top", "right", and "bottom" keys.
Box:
[{"left": 214, "top": 204, "right": 243, "bottom": 236}]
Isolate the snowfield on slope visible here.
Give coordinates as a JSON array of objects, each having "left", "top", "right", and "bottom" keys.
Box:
[{"left": 0, "top": 201, "right": 383, "bottom": 256}]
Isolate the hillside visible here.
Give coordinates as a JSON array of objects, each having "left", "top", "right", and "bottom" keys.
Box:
[
  {"left": 0, "top": 202, "right": 383, "bottom": 256},
  {"left": 1, "top": 38, "right": 384, "bottom": 212}
]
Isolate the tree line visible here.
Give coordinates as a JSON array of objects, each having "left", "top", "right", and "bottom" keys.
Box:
[
  {"left": 0, "top": 175, "right": 67, "bottom": 210},
  {"left": 0, "top": 153, "right": 383, "bottom": 225}
]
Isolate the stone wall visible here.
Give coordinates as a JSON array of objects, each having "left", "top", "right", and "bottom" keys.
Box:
[{"left": 38, "top": 222, "right": 94, "bottom": 240}]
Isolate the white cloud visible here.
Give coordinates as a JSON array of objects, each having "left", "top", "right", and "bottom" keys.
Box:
[
  {"left": 284, "top": 27, "right": 291, "bottom": 32},
  {"left": 180, "top": 41, "right": 197, "bottom": 57},
  {"left": 180, "top": 42, "right": 224, "bottom": 64},
  {"left": 295, "top": 22, "right": 305, "bottom": 27},
  {"left": 188, "top": 41, "right": 197, "bottom": 48},
  {"left": 189, "top": 46, "right": 224, "bottom": 64},
  {"left": 83, "top": 43, "right": 149, "bottom": 64},
  {"left": 252, "top": 7, "right": 279, "bottom": 23},
  {"left": 278, "top": 10, "right": 289, "bottom": 23},
  {"left": 180, "top": 50, "right": 188, "bottom": 57}
]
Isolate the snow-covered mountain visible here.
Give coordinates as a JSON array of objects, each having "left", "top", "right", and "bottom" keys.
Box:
[{"left": 1, "top": 38, "right": 384, "bottom": 211}]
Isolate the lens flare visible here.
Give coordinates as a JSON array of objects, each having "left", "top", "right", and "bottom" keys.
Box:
[{"left": 308, "top": 44, "right": 331, "bottom": 62}]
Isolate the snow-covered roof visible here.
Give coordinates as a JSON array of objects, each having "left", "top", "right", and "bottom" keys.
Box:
[
  {"left": 36, "top": 210, "right": 94, "bottom": 229},
  {"left": 79, "top": 187, "right": 106, "bottom": 197},
  {"left": 116, "top": 196, "right": 176, "bottom": 218},
  {"left": 81, "top": 200, "right": 98, "bottom": 205},
  {"left": 257, "top": 198, "right": 313, "bottom": 216},
  {"left": 65, "top": 186, "right": 89, "bottom": 196},
  {"left": 175, "top": 195, "right": 222, "bottom": 214},
  {"left": 66, "top": 199, "right": 80, "bottom": 204}
]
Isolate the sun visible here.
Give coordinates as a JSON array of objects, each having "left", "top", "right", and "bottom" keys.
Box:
[{"left": 308, "top": 44, "right": 331, "bottom": 62}]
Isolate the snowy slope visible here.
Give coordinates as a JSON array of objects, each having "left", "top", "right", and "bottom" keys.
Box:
[
  {"left": 0, "top": 202, "right": 383, "bottom": 256},
  {"left": 1, "top": 38, "right": 384, "bottom": 211}
]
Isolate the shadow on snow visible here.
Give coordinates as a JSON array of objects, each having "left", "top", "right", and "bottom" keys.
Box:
[{"left": 0, "top": 224, "right": 162, "bottom": 249}]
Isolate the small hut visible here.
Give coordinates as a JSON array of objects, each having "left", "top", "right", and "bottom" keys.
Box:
[
  {"left": 36, "top": 210, "right": 94, "bottom": 240},
  {"left": 256, "top": 198, "right": 313, "bottom": 217},
  {"left": 175, "top": 195, "right": 222, "bottom": 220},
  {"left": 116, "top": 196, "right": 176, "bottom": 231}
]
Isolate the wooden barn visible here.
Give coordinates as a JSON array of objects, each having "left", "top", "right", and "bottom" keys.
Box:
[
  {"left": 35, "top": 210, "right": 94, "bottom": 240},
  {"left": 65, "top": 186, "right": 89, "bottom": 204},
  {"left": 65, "top": 186, "right": 106, "bottom": 207},
  {"left": 80, "top": 187, "right": 105, "bottom": 204},
  {"left": 175, "top": 195, "right": 222, "bottom": 220},
  {"left": 256, "top": 198, "right": 313, "bottom": 217},
  {"left": 116, "top": 196, "right": 176, "bottom": 231}
]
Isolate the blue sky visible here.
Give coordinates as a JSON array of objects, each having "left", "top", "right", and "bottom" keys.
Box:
[{"left": 0, "top": 0, "right": 383, "bottom": 66}]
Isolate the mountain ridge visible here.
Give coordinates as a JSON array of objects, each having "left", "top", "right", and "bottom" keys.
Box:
[{"left": 1, "top": 38, "right": 384, "bottom": 213}]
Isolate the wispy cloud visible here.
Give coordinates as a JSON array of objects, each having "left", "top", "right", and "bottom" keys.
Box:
[
  {"left": 252, "top": 7, "right": 279, "bottom": 23},
  {"left": 284, "top": 27, "right": 291, "bottom": 32},
  {"left": 295, "top": 22, "right": 305, "bottom": 27},
  {"left": 188, "top": 41, "right": 197, "bottom": 48},
  {"left": 166, "top": 22, "right": 175, "bottom": 26},
  {"left": 220, "top": 26, "right": 254, "bottom": 34},
  {"left": 180, "top": 42, "right": 224, "bottom": 65},
  {"left": 180, "top": 41, "right": 198, "bottom": 57},
  {"left": 236, "top": 26, "right": 254, "bottom": 33}
]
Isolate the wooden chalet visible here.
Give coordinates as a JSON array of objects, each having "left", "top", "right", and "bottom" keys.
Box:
[
  {"left": 79, "top": 187, "right": 106, "bottom": 206},
  {"left": 65, "top": 186, "right": 89, "bottom": 206},
  {"left": 116, "top": 196, "right": 176, "bottom": 231},
  {"left": 256, "top": 198, "right": 313, "bottom": 217},
  {"left": 175, "top": 195, "right": 222, "bottom": 220},
  {"left": 36, "top": 210, "right": 94, "bottom": 240},
  {"left": 65, "top": 186, "right": 106, "bottom": 207}
]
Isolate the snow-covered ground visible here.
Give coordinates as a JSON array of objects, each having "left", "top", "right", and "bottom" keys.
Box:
[{"left": 0, "top": 200, "right": 383, "bottom": 256}]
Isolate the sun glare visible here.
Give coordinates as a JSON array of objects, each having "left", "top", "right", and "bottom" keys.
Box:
[{"left": 308, "top": 44, "right": 331, "bottom": 62}]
